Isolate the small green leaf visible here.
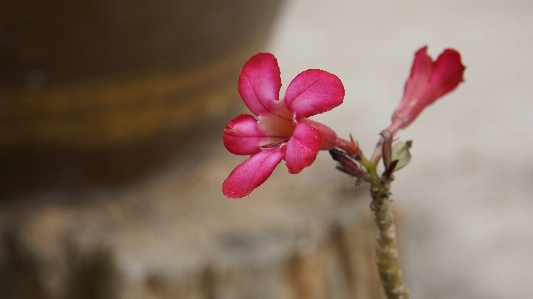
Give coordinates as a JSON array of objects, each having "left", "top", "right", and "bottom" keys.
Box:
[{"left": 391, "top": 140, "right": 412, "bottom": 172}]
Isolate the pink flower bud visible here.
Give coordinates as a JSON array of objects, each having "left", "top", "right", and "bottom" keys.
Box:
[{"left": 389, "top": 46, "right": 465, "bottom": 134}]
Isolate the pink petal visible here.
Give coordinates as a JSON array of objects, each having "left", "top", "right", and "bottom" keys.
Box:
[
  {"left": 223, "top": 114, "right": 269, "bottom": 155},
  {"left": 402, "top": 46, "right": 433, "bottom": 102},
  {"left": 284, "top": 69, "right": 345, "bottom": 119},
  {"left": 222, "top": 150, "right": 285, "bottom": 198},
  {"left": 238, "top": 53, "right": 291, "bottom": 119},
  {"left": 285, "top": 123, "right": 322, "bottom": 174},
  {"left": 429, "top": 49, "right": 465, "bottom": 100},
  {"left": 407, "top": 46, "right": 433, "bottom": 84}
]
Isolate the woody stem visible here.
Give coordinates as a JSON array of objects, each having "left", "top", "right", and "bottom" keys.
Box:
[
  {"left": 360, "top": 154, "right": 409, "bottom": 299},
  {"left": 369, "top": 178, "right": 410, "bottom": 299}
]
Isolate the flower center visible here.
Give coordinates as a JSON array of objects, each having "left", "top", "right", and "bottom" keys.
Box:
[
  {"left": 260, "top": 139, "right": 289, "bottom": 150},
  {"left": 258, "top": 115, "right": 295, "bottom": 138}
]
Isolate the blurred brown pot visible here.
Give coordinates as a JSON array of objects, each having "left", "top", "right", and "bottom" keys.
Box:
[{"left": 0, "top": 0, "right": 284, "bottom": 198}]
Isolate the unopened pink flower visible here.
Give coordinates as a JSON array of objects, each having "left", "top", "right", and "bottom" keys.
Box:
[
  {"left": 222, "top": 53, "right": 345, "bottom": 198},
  {"left": 389, "top": 46, "right": 466, "bottom": 135}
]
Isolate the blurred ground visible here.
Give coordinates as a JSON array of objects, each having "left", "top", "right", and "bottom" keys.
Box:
[{"left": 267, "top": 1, "right": 533, "bottom": 299}]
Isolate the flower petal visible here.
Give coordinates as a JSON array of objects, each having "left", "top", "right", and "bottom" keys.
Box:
[
  {"left": 223, "top": 114, "right": 291, "bottom": 155},
  {"left": 238, "top": 53, "right": 291, "bottom": 119},
  {"left": 223, "top": 114, "right": 268, "bottom": 155},
  {"left": 429, "top": 49, "right": 465, "bottom": 100},
  {"left": 222, "top": 150, "right": 284, "bottom": 198},
  {"left": 284, "top": 69, "right": 345, "bottom": 119},
  {"left": 285, "top": 123, "right": 322, "bottom": 174},
  {"left": 407, "top": 46, "right": 433, "bottom": 84},
  {"left": 401, "top": 46, "right": 433, "bottom": 103}
]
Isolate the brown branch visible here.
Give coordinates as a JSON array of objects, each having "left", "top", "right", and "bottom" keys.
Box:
[{"left": 370, "top": 180, "right": 410, "bottom": 299}]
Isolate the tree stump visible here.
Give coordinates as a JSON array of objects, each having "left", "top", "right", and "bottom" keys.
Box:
[{"left": 0, "top": 142, "right": 389, "bottom": 299}]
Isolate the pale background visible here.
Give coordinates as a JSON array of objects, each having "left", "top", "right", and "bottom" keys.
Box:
[{"left": 265, "top": 1, "right": 533, "bottom": 298}]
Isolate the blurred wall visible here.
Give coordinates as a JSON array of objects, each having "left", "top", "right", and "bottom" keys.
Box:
[{"left": 267, "top": 1, "right": 533, "bottom": 299}]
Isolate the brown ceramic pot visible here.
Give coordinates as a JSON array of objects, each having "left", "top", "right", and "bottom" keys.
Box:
[{"left": 0, "top": 0, "right": 284, "bottom": 197}]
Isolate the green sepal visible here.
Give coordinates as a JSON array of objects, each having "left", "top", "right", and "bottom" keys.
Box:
[{"left": 391, "top": 140, "right": 412, "bottom": 172}]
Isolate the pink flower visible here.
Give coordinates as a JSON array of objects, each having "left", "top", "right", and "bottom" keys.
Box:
[
  {"left": 389, "top": 46, "right": 466, "bottom": 135},
  {"left": 222, "top": 53, "right": 345, "bottom": 198}
]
